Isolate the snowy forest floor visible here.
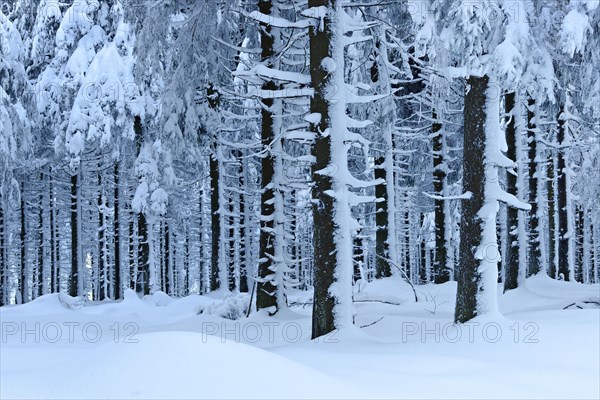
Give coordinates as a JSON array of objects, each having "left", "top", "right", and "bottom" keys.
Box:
[{"left": 1, "top": 275, "right": 599, "bottom": 399}]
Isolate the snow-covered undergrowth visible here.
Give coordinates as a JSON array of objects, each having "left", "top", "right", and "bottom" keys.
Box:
[{"left": 1, "top": 276, "right": 598, "bottom": 399}]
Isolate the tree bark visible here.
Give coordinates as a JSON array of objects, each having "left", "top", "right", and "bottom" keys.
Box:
[
  {"left": 547, "top": 153, "right": 556, "bottom": 278},
  {"left": 526, "top": 98, "right": 542, "bottom": 276},
  {"left": 210, "top": 153, "right": 220, "bottom": 292},
  {"left": 557, "top": 106, "right": 569, "bottom": 281},
  {"left": 114, "top": 162, "right": 121, "bottom": 299},
  {"left": 455, "top": 76, "right": 488, "bottom": 323},
  {"left": 375, "top": 156, "right": 391, "bottom": 278},
  {"left": 432, "top": 110, "right": 449, "bottom": 283},
  {"left": 504, "top": 92, "right": 520, "bottom": 292}
]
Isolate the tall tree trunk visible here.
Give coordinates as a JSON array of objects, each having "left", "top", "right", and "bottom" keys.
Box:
[
  {"left": 526, "top": 98, "right": 543, "bottom": 276},
  {"left": 374, "top": 156, "right": 391, "bottom": 278},
  {"left": 69, "top": 173, "right": 79, "bottom": 298},
  {"left": 210, "top": 152, "right": 221, "bottom": 292},
  {"left": 165, "top": 221, "right": 171, "bottom": 295},
  {"left": 37, "top": 173, "right": 44, "bottom": 298},
  {"left": 114, "top": 162, "right": 121, "bottom": 299},
  {"left": 309, "top": 0, "right": 354, "bottom": 338},
  {"left": 98, "top": 174, "right": 106, "bottom": 301},
  {"left": 547, "top": 153, "right": 556, "bottom": 278},
  {"left": 20, "top": 179, "right": 28, "bottom": 303},
  {"left": 504, "top": 92, "right": 521, "bottom": 292},
  {"left": 238, "top": 150, "right": 248, "bottom": 293},
  {"left": 50, "top": 178, "right": 56, "bottom": 293},
  {"left": 129, "top": 217, "right": 136, "bottom": 290},
  {"left": 557, "top": 106, "right": 570, "bottom": 281},
  {"left": 455, "top": 75, "right": 489, "bottom": 323},
  {"left": 432, "top": 110, "right": 449, "bottom": 283},
  {"left": 0, "top": 201, "right": 6, "bottom": 306},
  {"left": 574, "top": 205, "right": 584, "bottom": 283},
  {"left": 134, "top": 116, "right": 150, "bottom": 294},
  {"left": 256, "top": 0, "right": 279, "bottom": 311}
]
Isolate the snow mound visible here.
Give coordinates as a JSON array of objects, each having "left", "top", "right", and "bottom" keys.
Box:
[{"left": 1, "top": 332, "right": 370, "bottom": 399}]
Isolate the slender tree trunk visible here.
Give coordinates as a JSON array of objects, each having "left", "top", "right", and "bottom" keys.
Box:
[
  {"left": 0, "top": 201, "right": 6, "bottom": 306},
  {"left": 20, "top": 180, "right": 28, "bottom": 303},
  {"left": 69, "top": 173, "right": 79, "bottom": 297},
  {"left": 210, "top": 153, "right": 220, "bottom": 291},
  {"left": 574, "top": 205, "right": 584, "bottom": 282},
  {"left": 50, "top": 178, "right": 56, "bottom": 293},
  {"left": 432, "top": 110, "right": 449, "bottom": 283},
  {"left": 238, "top": 150, "right": 248, "bottom": 293},
  {"left": 504, "top": 92, "right": 520, "bottom": 292},
  {"left": 129, "top": 217, "right": 136, "bottom": 290},
  {"left": 98, "top": 174, "right": 107, "bottom": 301},
  {"left": 557, "top": 106, "right": 570, "bottom": 281},
  {"left": 547, "top": 153, "right": 556, "bottom": 278},
  {"left": 165, "top": 221, "right": 171, "bottom": 295},
  {"left": 37, "top": 174, "right": 44, "bottom": 298},
  {"left": 228, "top": 196, "right": 236, "bottom": 291},
  {"left": 114, "top": 162, "right": 121, "bottom": 299}
]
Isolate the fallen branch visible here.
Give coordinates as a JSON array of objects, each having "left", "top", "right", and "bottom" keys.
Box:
[{"left": 360, "top": 316, "right": 384, "bottom": 329}]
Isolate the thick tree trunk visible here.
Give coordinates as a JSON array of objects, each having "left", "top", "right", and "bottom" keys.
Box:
[
  {"left": 455, "top": 76, "right": 488, "bottom": 323},
  {"left": 504, "top": 92, "right": 520, "bottom": 292},
  {"left": 129, "top": 218, "right": 136, "bottom": 290},
  {"left": 309, "top": 0, "right": 353, "bottom": 338},
  {"left": 114, "top": 162, "right": 121, "bottom": 299},
  {"left": 375, "top": 156, "right": 391, "bottom": 278},
  {"left": 256, "top": 0, "right": 279, "bottom": 311},
  {"left": 432, "top": 110, "right": 449, "bottom": 283},
  {"left": 556, "top": 106, "right": 570, "bottom": 281}
]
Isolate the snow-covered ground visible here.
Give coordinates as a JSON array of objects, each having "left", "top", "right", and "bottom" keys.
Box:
[{"left": 1, "top": 275, "right": 598, "bottom": 399}]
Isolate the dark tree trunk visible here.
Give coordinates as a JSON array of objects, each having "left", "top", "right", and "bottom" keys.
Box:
[
  {"left": 432, "top": 110, "right": 449, "bottom": 283},
  {"left": 114, "top": 162, "right": 121, "bottom": 299},
  {"left": 238, "top": 150, "right": 248, "bottom": 293},
  {"left": 50, "top": 178, "right": 56, "bottom": 293},
  {"left": 526, "top": 98, "right": 542, "bottom": 276},
  {"left": 133, "top": 116, "right": 150, "bottom": 295},
  {"left": 0, "top": 201, "right": 5, "bottom": 306},
  {"left": 309, "top": 0, "right": 338, "bottom": 339},
  {"left": 556, "top": 106, "right": 569, "bottom": 281},
  {"left": 353, "top": 234, "right": 364, "bottom": 283},
  {"left": 228, "top": 197, "right": 235, "bottom": 291},
  {"left": 69, "top": 173, "right": 78, "bottom": 297},
  {"left": 256, "top": 0, "right": 278, "bottom": 311},
  {"left": 20, "top": 180, "right": 27, "bottom": 303},
  {"left": 198, "top": 188, "right": 204, "bottom": 294},
  {"left": 129, "top": 218, "right": 136, "bottom": 290},
  {"left": 375, "top": 156, "right": 391, "bottom": 278},
  {"left": 184, "top": 232, "right": 190, "bottom": 295},
  {"left": 98, "top": 174, "right": 106, "bottom": 301},
  {"left": 504, "top": 92, "right": 520, "bottom": 292},
  {"left": 547, "top": 154, "right": 556, "bottom": 278},
  {"left": 455, "top": 76, "right": 488, "bottom": 323},
  {"left": 210, "top": 153, "right": 220, "bottom": 292},
  {"left": 419, "top": 213, "right": 427, "bottom": 283},
  {"left": 574, "top": 206, "right": 584, "bottom": 283},
  {"left": 37, "top": 174, "right": 44, "bottom": 298},
  {"left": 165, "top": 221, "right": 171, "bottom": 295}
]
